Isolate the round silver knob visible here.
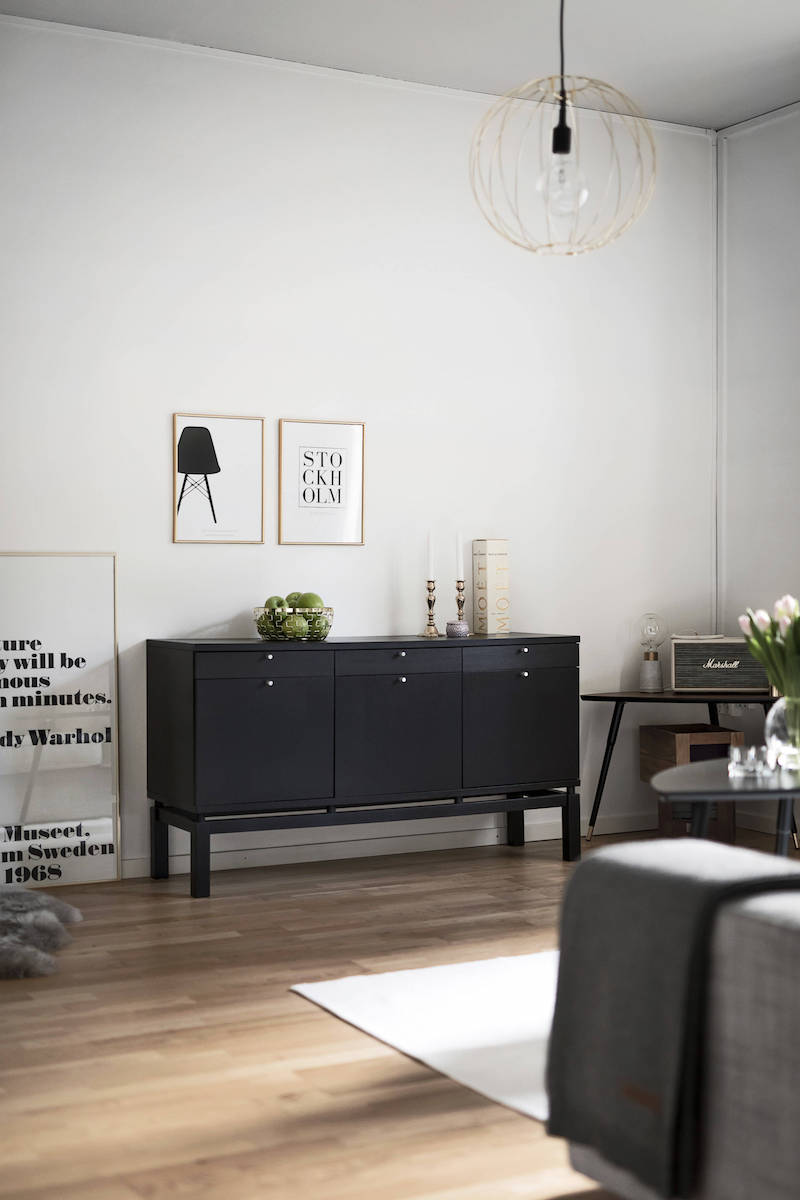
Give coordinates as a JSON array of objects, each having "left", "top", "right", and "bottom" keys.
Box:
[
  {"left": 521, "top": 647, "right": 529, "bottom": 654},
  {"left": 399, "top": 676, "right": 407, "bottom": 684},
  {"left": 399, "top": 650, "right": 407, "bottom": 658},
  {"left": 266, "top": 653, "right": 274, "bottom": 661},
  {"left": 520, "top": 670, "right": 529, "bottom": 678},
  {"left": 266, "top": 679, "right": 275, "bottom": 687}
]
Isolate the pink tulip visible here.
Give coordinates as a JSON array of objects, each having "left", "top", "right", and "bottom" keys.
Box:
[
  {"left": 773, "top": 594, "right": 800, "bottom": 623},
  {"left": 779, "top": 613, "right": 793, "bottom": 636},
  {"left": 738, "top": 614, "right": 752, "bottom": 635},
  {"left": 753, "top": 609, "right": 772, "bottom": 632}
]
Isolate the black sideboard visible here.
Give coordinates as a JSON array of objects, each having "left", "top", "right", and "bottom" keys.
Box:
[{"left": 146, "top": 633, "right": 580, "bottom": 896}]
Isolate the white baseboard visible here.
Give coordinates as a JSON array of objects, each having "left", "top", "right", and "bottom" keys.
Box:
[
  {"left": 584, "top": 811, "right": 658, "bottom": 837},
  {"left": 734, "top": 806, "right": 779, "bottom": 834},
  {"left": 121, "top": 807, "right": 657, "bottom": 879},
  {"left": 123, "top": 825, "right": 503, "bottom": 878}
]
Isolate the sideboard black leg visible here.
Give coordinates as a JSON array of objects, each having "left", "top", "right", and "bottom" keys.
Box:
[
  {"left": 707, "top": 702, "right": 720, "bottom": 726},
  {"left": 506, "top": 809, "right": 526, "bottom": 846},
  {"left": 586, "top": 700, "right": 625, "bottom": 841},
  {"left": 150, "top": 806, "right": 169, "bottom": 879},
  {"left": 562, "top": 787, "right": 581, "bottom": 862},
  {"left": 190, "top": 822, "right": 211, "bottom": 898}
]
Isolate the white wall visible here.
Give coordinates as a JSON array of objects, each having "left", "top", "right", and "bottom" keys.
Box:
[
  {"left": 718, "top": 104, "right": 800, "bottom": 831},
  {"left": 719, "top": 104, "right": 800, "bottom": 630},
  {"left": 0, "top": 18, "right": 717, "bottom": 876}
]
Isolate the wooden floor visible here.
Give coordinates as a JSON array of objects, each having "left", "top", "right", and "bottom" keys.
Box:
[{"left": 3, "top": 829, "right": 784, "bottom": 1200}]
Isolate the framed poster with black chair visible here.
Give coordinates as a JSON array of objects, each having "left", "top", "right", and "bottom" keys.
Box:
[{"left": 173, "top": 413, "right": 264, "bottom": 544}]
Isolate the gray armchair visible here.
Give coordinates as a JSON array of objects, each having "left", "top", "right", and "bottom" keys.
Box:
[{"left": 569, "top": 889, "right": 800, "bottom": 1199}]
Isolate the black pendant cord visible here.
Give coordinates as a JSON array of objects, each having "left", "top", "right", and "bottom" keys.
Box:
[
  {"left": 552, "top": 0, "right": 572, "bottom": 155},
  {"left": 559, "top": 0, "right": 566, "bottom": 102}
]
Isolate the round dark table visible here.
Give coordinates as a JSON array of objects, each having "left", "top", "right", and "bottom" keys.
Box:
[{"left": 650, "top": 759, "right": 800, "bottom": 856}]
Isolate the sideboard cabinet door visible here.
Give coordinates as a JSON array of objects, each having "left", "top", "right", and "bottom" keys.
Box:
[
  {"left": 335, "top": 672, "right": 461, "bottom": 797},
  {"left": 195, "top": 675, "right": 334, "bottom": 811},
  {"left": 462, "top": 657, "right": 578, "bottom": 788}
]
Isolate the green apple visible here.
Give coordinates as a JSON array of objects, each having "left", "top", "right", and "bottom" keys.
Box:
[
  {"left": 255, "top": 611, "right": 274, "bottom": 639},
  {"left": 297, "top": 592, "right": 324, "bottom": 609},
  {"left": 285, "top": 591, "right": 303, "bottom": 608},
  {"left": 308, "top": 614, "right": 330, "bottom": 640},
  {"left": 264, "top": 595, "right": 285, "bottom": 609},
  {"left": 283, "top": 613, "right": 308, "bottom": 638}
]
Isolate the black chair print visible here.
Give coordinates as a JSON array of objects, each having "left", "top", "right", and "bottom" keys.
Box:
[{"left": 176, "top": 426, "right": 221, "bottom": 523}]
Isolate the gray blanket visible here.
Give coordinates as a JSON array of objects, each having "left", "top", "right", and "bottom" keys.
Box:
[{"left": 546, "top": 838, "right": 800, "bottom": 1197}]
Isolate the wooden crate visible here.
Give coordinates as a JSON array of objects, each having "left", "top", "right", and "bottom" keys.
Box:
[{"left": 639, "top": 723, "right": 744, "bottom": 843}]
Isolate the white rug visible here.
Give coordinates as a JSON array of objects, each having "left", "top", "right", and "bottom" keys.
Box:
[{"left": 292, "top": 950, "right": 559, "bottom": 1122}]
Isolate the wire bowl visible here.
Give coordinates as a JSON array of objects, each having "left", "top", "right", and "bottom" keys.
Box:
[{"left": 254, "top": 606, "right": 333, "bottom": 642}]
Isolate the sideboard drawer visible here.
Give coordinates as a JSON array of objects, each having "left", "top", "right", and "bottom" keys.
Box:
[
  {"left": 335, "top": 647, "right": 461, "bottom": 676},
  {"left": 463, "top": 643, "right": 577, "bottom": 673},
  {"left": 195, "top": 650, "right": 333, "bottom": 680}
]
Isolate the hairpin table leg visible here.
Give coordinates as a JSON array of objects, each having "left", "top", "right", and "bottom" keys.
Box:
[
  {"left": 776, "top": 796, "right": 795, "bottom": 857},
  {"left": 690, "top": 802, "right": 711, "bottom": 838},
  {"left": 586, "top": 700, "right": 625, "bottom": 841}
]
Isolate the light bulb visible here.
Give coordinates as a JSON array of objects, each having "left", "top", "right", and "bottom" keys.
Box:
[
  {"left": 640, "top": 612, "right": 666, "bottom": 652},
  {"left": 536, "top": 156, "right": 589, "bottom": 217}
]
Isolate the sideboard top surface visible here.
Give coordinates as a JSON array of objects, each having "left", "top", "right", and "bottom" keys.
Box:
[{"left": 148, "top": 632, "right": 579, "bottom": 652}]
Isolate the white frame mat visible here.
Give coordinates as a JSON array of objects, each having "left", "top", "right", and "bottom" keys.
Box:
[
  {"left": 279, "top": 419, "right": 365, "bottom": 545},
  {"left": 173, "top": 413, "right": 265, "bottom": 544},
  {"left": 0, "top": 552, "right": 120, "bottom": 886}
]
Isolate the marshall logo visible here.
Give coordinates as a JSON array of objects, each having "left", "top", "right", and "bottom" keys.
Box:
[{"left": 673, "top": 638, "right": 767, "bottom": 690}]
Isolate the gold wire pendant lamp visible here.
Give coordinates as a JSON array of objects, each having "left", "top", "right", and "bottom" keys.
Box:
[{"left": 469, "top": 0, "right": 656, "bottom": 256}]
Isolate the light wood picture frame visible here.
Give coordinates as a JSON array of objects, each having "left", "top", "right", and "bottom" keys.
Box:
[
  {"left": 173, "top": 413, "right": 265, "bottom": 544},
  {"left": 0, "top": 551, "right": 120, "bottom": 886},
  {"left": 278, "top": 419, "right": 365, "bottom": 546}
]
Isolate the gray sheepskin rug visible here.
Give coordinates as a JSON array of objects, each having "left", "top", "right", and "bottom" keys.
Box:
[{"left": 0, "top": 884, "right": 82, "bottom": 978}]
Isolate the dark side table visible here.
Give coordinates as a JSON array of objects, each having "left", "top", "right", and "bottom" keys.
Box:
[
  {"left": 650, "top": 760, "right": 800, "bottom": 856},
  {"left": 582, "top": 690, "right": 773, "bottom": 840}
]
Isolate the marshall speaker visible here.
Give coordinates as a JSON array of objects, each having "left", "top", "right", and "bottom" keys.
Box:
[{"left": 671, "top": 636, "right": 769, "bottom": 692}]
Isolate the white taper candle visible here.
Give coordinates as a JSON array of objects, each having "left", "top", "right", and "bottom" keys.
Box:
[{"left": 456, "top": 533, "right": 464, "bottom": 580}]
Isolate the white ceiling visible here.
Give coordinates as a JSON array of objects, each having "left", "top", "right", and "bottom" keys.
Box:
[{"left": 2, "top": 0, "right": 800, "bottom": 130}]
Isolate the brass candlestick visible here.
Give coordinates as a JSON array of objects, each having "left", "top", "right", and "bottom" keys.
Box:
[
  {"left": 446, "top": 580, "right": 470, "bottom": 638},
  {"left": 422, "top": 580, "right": 441, "bottom": 638}
]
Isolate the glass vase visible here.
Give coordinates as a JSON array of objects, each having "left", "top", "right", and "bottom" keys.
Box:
[{"left": 764, "top": 696, "right": 800, "bottom": 769}]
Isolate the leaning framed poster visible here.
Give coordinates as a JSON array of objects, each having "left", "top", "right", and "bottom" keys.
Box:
[
  {"left": 173, "top": 413, "right": 265, "bottom": 544},
  {"left": 278, "top": 419, "right": 365, "bottom": 545},
  {"left": 0, "top": 552, "right": 120, "bottom": 886}
]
